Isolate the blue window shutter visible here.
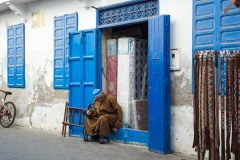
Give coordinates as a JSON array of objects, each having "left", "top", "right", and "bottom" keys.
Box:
[
  {"left": 65, "top": 13, "right": 78, "bottom": 88},
  {"left": 7, "top": 23, "right": 25, "bottom": 88},
  {"left": 54, "top": 13, "right": 78, "bottom": 89},
  {"left": 192, "top": 0, "right": 240, "bottom": 93},
  {"left": 54, "top": 16, "right": 65, "bottom": 89}
]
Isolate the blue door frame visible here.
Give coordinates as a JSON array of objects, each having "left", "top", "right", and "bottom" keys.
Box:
[
  {"left": 97, "top": 15, "right": 171, "bottom": 153},
  {"left": 69, "top": 0, "right": 171, "bottom": 154},
  {"left": 96, "top": 0, "right": 170, "bottom": 153}
]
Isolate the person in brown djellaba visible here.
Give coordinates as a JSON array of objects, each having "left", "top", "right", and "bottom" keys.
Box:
[{"left": 85, "top": 89, "right": 123, "bottom": 144}]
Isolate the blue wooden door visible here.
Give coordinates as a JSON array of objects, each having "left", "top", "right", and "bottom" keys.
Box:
[
  {"left": 148, "top": 15, "right": 171, "bottom": 153},
  {"left": 68, "top": 29, "right": 98, "bottom": 136}
]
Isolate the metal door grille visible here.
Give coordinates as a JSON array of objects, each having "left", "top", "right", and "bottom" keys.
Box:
[{"left": 99, "top": 0, "right": 158, "bottom": 26}]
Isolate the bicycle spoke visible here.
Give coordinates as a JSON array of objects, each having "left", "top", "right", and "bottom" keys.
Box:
[{"left": 0, "top": 102, "right": 16, "bottom": 128}]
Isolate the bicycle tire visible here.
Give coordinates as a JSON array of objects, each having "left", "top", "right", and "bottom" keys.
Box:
[{"left": 0, "top": 101, "right": 16, "bottom": 128}]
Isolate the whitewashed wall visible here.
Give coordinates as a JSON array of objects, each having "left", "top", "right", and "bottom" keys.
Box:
[
  {"left": 0, "top": 0, "right": 195, "bottom": 156},
  {"left": 161, "top": 0, "right": 195, "bottom": 156},
  {"left": 0, "top": 0, "right": 105, "bottom": 131}
]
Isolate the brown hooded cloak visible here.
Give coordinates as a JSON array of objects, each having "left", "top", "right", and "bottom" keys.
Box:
[{"left": 85, "top": 93, "right": 123, "bottom": 137}]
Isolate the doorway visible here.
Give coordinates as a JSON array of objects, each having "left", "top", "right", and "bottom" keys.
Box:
[
  {"left": 101, "top": 22, "right": 149, "bottom": 132},
  {"left": 68, "top": 15, "right": 170, "bottom": 154}
]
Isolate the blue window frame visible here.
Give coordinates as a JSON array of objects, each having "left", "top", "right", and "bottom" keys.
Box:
[
  {"left": 7, "top": 23, "right": 25, "bottom": 88},
  {"left": 54, "top": 13, "right": 78, "bottom": 89}
]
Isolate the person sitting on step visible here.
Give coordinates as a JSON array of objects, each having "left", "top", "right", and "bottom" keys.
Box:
[{"left": 85, "top": 89, "right": 123, "bottom": 144}]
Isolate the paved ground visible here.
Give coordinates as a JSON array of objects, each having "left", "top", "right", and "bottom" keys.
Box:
[{"left": 0, "top": 125, "right": 196, "bottom": 160}]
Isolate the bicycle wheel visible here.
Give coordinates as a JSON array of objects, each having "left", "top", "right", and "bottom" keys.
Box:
[{"left": 0, "top": 102, "right": 16, "bottom": 128}]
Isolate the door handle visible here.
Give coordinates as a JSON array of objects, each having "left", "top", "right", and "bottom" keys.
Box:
[{"left": 152, "top": 58, "right": 159, "bottom": 62}]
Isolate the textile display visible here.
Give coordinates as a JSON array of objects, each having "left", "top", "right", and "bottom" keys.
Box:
[
  {"left": 117, "top": 37, "right": 131, "bottom": 128},
  {"left": 132, "top": 100, "right": 148, "bottom": 131},
  {"left": 117, "top": 37, "right": 148, "bottom": 128},
  {"left": 107, "top": 39, "right": 118, "bottom": 99},
  {"left": 129, "top": 38, "right": 148, "bottom": 100},
  {"left": 192, "top": 50, "right": 240, "bottom": 160}
]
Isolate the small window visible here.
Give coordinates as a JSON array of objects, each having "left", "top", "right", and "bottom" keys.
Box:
[
  {"left": 53, "top": 13, "right": 78, "bottom": 89},
  {"left": 7, "top": 23, "right": 25, "bottom": 88}
]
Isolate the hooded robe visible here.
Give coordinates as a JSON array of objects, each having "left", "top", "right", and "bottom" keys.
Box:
[{"left": 85, "top": 93, "right": 123, "bottom": 137}]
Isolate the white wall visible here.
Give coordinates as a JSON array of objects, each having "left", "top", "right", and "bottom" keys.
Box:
[
  {"left": 0, "top": 0, "right": 127, "bottom": 131},
  {"left": 0, "top": 0, "right": 195, "bottom": 156},
  {"left": 161, "top": 0, "right": 195, "bottom": 156}
]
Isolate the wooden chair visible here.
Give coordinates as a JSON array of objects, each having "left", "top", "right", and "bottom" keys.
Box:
[{"left": 62, "top": 102, "right": 91, "bottom": 141}]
